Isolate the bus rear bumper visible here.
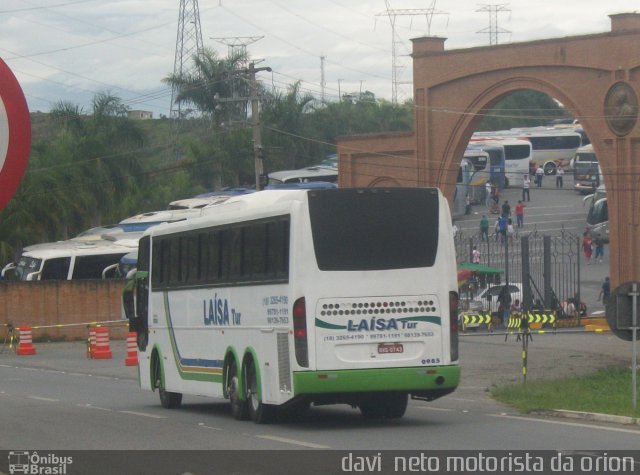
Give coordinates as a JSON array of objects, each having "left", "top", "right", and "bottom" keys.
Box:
[{"left": 292, "top": 365, "right": 460, "bottom": 398}]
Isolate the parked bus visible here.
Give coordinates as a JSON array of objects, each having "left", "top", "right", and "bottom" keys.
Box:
[
  {"left": 474, "top": 127, "right": 582, "bottom": 176},
  {"left": 3, "top": 239, "right": 138, "bottom": 281},
  {"left": 572, "top": 144, "right": 601, "bottom": 193},
  {"left": 585, "top": 184, "right": 608, "bottom": 242},
  {"left": 513, "top": 128, "right": 582, "bottom": 175},
  {"left": 268, "top": 166, "right": 338, "bottom": 185},
  {"left": 470, "top": 137, "right": 531, "bottom": 187},
  {"left": 125, "top": 187, "right": 460, "bottom": 423}
]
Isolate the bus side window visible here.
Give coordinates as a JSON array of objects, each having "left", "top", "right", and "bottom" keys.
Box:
[{"left": 40, "top": 257, "right": 71, "bottom": 280}]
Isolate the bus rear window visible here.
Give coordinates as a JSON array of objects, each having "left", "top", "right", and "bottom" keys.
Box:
[{"left": 308, "top": 188, "right": 439, "bottom": 271}]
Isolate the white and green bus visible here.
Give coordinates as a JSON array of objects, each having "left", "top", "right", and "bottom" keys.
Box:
[{"left": 126, "top": 187, "right": 460, "bottom": 423}]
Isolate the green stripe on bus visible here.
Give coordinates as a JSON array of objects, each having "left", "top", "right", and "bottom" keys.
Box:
[
  {"left": 315, "top": 318, "right": 347, "bottom": 329},
  {"left": 293, "top": 365, "right": 460, "bottom": 395}
]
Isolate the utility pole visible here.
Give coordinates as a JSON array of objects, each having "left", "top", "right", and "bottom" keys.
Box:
[
  {"left": 320, "top": 55, "right": 326, "bottom": 103},
  {"left": 476, "top": 3, "right": 511, "bottom": 45},
  {"left": 248, "top": 62, "right": 272, "bottom": 191}
]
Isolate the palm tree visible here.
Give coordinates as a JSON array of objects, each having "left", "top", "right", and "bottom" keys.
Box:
[{"left": 163, "top": 47, "right": 250, "bottom": 127}]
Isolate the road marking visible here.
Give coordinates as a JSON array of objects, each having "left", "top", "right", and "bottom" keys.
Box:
[
  {"left": 591, "top": 310, "right": 605, "bottom": 315},
  {"left": 415, "top": 406, "right": 454, "bottom": 412},
  {"left": 451, "top": 397, "right": 478, "bottom": 402},
  {"left": 77, "top": 403, "right": 113, "bottom": 412},
  {"left": 198, "top": 422, "right": 222, "bottom": 431},
  {"left": 256, "top": 435, "right": 330, "bottom": 449},
  {"left": 119, "top": 410, "right": 166, "bottom": 419},
  {"left": 28, "top": 396, "right": 59, "bottom": 402},
  {"left": 490, "top": 413, "right": 640, "bottom": 434}
]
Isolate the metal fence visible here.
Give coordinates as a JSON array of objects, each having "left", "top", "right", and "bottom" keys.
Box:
[{"left": 455, "top": 226, "right": 581, "bottom": 314}]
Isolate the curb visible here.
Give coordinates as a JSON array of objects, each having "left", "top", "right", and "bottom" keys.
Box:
[{"left": 533, "top": 409, "right": 640, "bottom": 426}]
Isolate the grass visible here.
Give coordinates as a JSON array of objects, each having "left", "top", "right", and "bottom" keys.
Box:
[{"left": 491, "top": 367, "right": 640, "bottom": 418}]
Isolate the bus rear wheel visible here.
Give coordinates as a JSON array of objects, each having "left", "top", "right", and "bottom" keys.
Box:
[
  {"left": 359, "top": 392, "right": 408, "bottom": 419},
  {"left": 227, "top": 362, "right": 249, "bottom": 420},
  {"left": 246, "top": 360, "right": 275, "bottom": 424}
]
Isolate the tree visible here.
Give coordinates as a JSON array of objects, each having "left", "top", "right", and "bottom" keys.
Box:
[{"left": 477, "top": 89, "right": 570, "bottom": 131}]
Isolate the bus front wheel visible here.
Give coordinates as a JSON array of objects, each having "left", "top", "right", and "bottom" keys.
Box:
[
  {"left": 246, "top": 360, "right": 275, "bottom": 424},
  {"left": 153, "top": 354, "right": 182, "bottom": 409}
]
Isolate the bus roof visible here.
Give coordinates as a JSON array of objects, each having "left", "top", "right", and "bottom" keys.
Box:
[
  {"left": 268, "top": 166, "right": 338, "bottom": 184},
  {"left": 22, "top": 238, "right": 138, "bottom": 260}
]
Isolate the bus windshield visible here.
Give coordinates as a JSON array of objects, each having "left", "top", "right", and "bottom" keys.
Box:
[
  {"left": 15, "top": 256, "right": 42, "bottom": 280},
  {"left": 308, "top": 188, "right": 439, "bottom": 271},
  {"left": 587, "top": 198, "right": 608, "bottom": 226}
]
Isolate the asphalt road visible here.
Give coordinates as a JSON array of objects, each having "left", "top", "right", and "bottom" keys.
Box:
[
  {"left": 0, "top": 334, "right": 637, "bottom": 453},
  {"left": 454, "top": 174, "right": 608, "bottom": 315}
]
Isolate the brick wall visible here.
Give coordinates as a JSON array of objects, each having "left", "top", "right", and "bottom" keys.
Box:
[{"left": 0, "top": 280, "right": 127, "bottom": 340}]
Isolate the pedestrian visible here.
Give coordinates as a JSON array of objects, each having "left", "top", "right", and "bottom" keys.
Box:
[
  {"left": 501, "top": 199, "right": 511, "bottom": 218},
  {"left": 494, "top": 216, "right": 501, "bottom": 241},
  {"left": 522, "top": 174, "right": 531, "bottom": 201},
  {"left": 465, "top": 193, "right": 472, "bottom": 215},
  {"left": 472, "top": 245, "right": 480, "bottom": 264},
  {"left": 498, "top": 215, "right": 507, "bottom": 243},
  {"left": 498, "top": 286, "right": 512, "bottom": 327},
  {"left": 485, "top": 181, "right": 492, "bottom": 207},
  {"left": 598, "top": 276, "right": 611, "bottom": 307},
  {"left": 515, "top": 200, "right": 525, "bottom": 228},
  {"left": 594, "top": 236, "right": 604, "bottom": 263},
  {"left": 556, "top": 164, "right": 565, "bottom": 188},
  {"left": 582, "top": 232, "right": 593, "bottom": 265},
  {"left": 511, "top": 298, "right": 523, "bottom": 315},
  {"left": 479, "top": 214, "right": 489, "bottom": 242},
  {"left": 452, "top": 221, "right": 459, "bottom": 238},
  {"left": 535, "top": 165, "right": 544, "bottom": 187}
]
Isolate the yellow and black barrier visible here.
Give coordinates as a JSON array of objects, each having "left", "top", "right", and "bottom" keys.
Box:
[
  {"left": 507, "top": 311, "right": 556, "bottom": 329},
  {"left": 460, "top": 312, "right": 492, "bottom": 331}
]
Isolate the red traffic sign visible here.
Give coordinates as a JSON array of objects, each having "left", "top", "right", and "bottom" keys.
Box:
[{"left": 0, "top": 58, "right": 31, "bottom": 211}]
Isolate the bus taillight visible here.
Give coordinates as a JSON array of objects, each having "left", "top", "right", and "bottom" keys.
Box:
[
  {"left": 293, "top": 297, "right": 309, "bottom": 367},
  {"left": 449, "top": 291, "right": 459, "bottom": 362}
]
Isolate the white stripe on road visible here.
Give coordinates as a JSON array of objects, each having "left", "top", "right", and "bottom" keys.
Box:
[
  {"left": 77, "top": 403, "right": 113, "bottom": 412},
  {"left": 198, "top": 422, "right": 222, "bottom": 431},
  {"left": 490, "top": 413, "right": 640, "bottom": 435},
  {"left": 119, "top": 410, "right": 166, "bottom": 419},
  {"left": 415, "top": 406, "right": 455, "bottom": 412},
  {"left": 256, "top": 435, "right": 330, "bottom": 449},
  {"left": 28, "top": 396, "right": 59, "bottom": 402}
]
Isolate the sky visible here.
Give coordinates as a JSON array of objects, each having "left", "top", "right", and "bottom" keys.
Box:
[{"left": 1, "top": 0, "right": 638, "bottom": 118}]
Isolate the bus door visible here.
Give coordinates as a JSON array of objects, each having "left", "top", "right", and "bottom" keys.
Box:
[{"left": 126, "top": 236, "right": 150, "bottom": 351}]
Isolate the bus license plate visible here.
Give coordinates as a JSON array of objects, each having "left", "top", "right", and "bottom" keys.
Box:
[{"left": 378, "top": 343, "right": 403, "bottom": 354}]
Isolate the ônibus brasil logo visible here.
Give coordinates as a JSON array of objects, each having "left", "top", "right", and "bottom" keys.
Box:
[{"left": 8, "top": 451, "right": 73, "bottom": 474}]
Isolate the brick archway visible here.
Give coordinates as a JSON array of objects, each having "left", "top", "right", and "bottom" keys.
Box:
[{"left": 338, "top": 13, "right": 640, "bottom": 287}]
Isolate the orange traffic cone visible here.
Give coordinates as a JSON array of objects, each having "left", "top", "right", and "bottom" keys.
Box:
[
  {"left": 16, "top": 326, "right": 36, "bottom": 356},
  {"left": 92, "top": 327, "right": 113, "bottom": 359},
  {"left": 124, "top": 332, "right": 138, "bottom": 366}
]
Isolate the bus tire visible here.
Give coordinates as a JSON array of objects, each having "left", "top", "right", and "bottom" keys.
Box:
[
  {"left": 226, "top": 362, "right": 249, "bottom": 421},
  {"left": 359, "top": 392, "right": 408, "bottom": 419},
  {"left": 544, "top": 162, "right": 557, "bottom": 175},
  {"left": 153, "top": 354, "right": 182, "bottom": 409},
  {"left": 246, "top": 360, "right": 275, "bottom": 424}
]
